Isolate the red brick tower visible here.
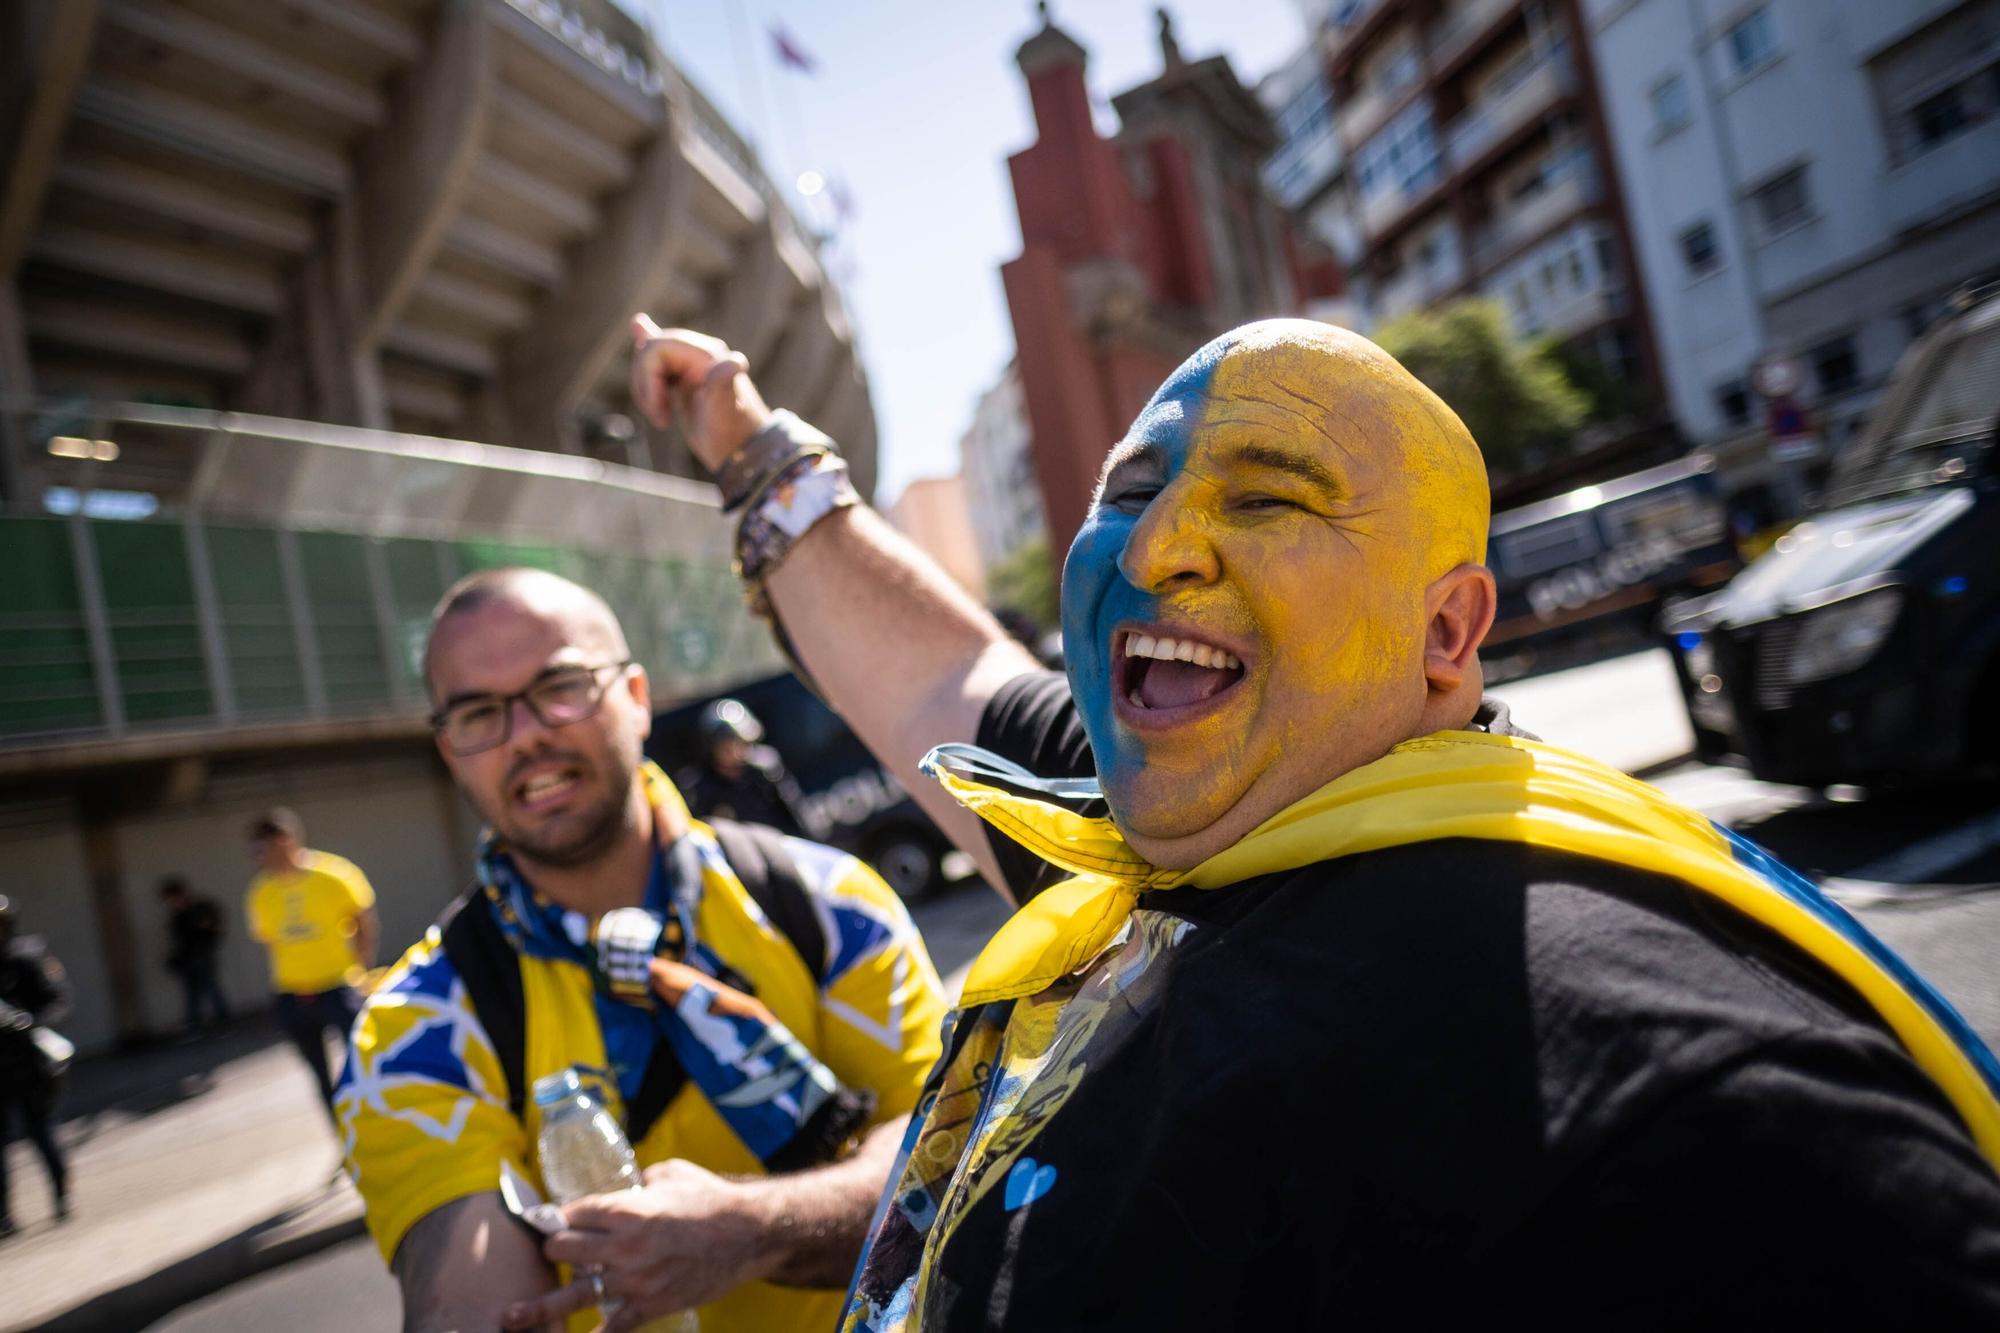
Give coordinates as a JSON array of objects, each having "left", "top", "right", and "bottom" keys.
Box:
[{"left": 1001, "top": 5, "right": 1343, "bottom": 559}]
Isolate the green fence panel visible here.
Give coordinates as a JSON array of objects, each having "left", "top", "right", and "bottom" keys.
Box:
[
  {"left": 295, "top": 531, "right": 391, "bottom": 710},
  {"left": 90, "top": 520, "right": 212, "bottom": 725},
  {"left": 382, "top": 538, "right": 449, "bottom": 699},
  {"left": 0, "top": 517, "right": 101, "bottom": 735},
  {"left": 203, "top": 524, "right": 308, "bottom": 718}
]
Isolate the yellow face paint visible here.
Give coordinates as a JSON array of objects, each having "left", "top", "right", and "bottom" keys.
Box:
[{"left": 1060, "top": 319, "right": 1489, "bottom": 863}]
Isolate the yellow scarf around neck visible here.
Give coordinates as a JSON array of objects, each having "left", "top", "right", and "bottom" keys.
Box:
[{"left": 925, "top": 729, "right": 2000, "bottom": 1167}]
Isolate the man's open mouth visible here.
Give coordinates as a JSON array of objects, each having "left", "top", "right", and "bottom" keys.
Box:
[
  {"left": 513, "top": 765, "right": 584, "bottom": 812},
  {"left": 1114, "top": 628, "right": 1247, "bottom": 715}
]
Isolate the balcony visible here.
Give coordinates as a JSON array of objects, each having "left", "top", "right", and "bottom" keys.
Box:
[
  {"left": 1, "top": 404, "right": 776, "bottom": 758},
  {"left": 1542, "top": 285, "right": 1629, "bottom": 339},
  {"left": 1443, "top": 46, "right": 1575, "bottom": 172},
  {"left": 1883, "top": 118, "right": 2000, "bottom": 237},
  {"left": 1374, "top": 259, "right": 1465, "bottom": 320},
  {"left": 1337, "top": 80, "right": 1401, "bottom": 153},
  {"left": 1468, "top": 158, "right": 1600, "bottom": 273},
  {"left": 1427, "top": 0, "right": 1516, "bottom": 78},
  {"left": 1359, "top": 163, "right": 1448, "bottom": 241}
]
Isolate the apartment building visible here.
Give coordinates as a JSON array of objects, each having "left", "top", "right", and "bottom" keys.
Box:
[
  {"left": 1583, "top": 0, "right": 2000, "bottom": 469},
  {"left": 1317, "top": 0, "right": 1660, "bottom": 406},
  {"left": 957, "top": 362, "right": 1044, "bottom": 576}
]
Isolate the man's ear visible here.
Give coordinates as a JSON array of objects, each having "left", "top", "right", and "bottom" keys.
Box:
[
  {"left": 627, "top": 666, "right": 654, "bottom": 739},
  {"left": 1423, "top": 564, "right": 1497, "bottom": 694}
]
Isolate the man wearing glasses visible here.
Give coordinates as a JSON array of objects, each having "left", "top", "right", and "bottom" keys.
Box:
[{"left": 337, "top": 567, "right": 946, "bottom": 1333}]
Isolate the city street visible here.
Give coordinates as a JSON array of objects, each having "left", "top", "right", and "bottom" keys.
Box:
[{"left": 6, "top": 650, "right": 1995, "bottom": 1331}]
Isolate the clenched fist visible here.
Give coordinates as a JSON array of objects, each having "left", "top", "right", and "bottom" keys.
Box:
[{"left": 628, "top": 315, "right": 774, "bottom": 472}]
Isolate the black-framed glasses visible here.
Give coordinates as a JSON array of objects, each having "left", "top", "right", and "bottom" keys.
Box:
[{"left": 430, "top": 661, "right": 633, "bottom": 756}]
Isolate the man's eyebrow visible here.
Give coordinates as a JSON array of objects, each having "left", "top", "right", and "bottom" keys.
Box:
[
  {"left": 1100, "top": 440, "right": 1162, "bottom": 478},
  {"left": 435, "top": 662, "right": 584, "bottom": 711},
  {"left": 1218, "top": 442, "right": 1346, "bottom": 502}
]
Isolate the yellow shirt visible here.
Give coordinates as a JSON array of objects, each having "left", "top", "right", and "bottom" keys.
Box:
[
  {"left": 339, "top": 824, "right": 947, "bottom": 1333},
  {"left": 246, "top": 851, "right": 375, "bottom": 993}
]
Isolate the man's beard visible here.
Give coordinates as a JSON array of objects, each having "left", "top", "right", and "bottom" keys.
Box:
[{"left": 498, "top": 767, "right": 636, "bottom": 870}]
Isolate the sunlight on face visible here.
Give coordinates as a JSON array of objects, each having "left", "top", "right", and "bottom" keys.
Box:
[{"left": 1061, "top": 319, "right": 1488, "bottom": 864}]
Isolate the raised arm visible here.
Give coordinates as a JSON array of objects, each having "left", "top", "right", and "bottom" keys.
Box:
[{"left": 630, "top": 318, "right": 1041, "bottom": 891}]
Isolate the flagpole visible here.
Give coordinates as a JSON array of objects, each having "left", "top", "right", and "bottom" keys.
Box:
[
  {"left": 725, "top": 2, "right": 782, "bottom": 189},
  {"left": 772, "top": 50, "right": 824, "bottom": 239}
]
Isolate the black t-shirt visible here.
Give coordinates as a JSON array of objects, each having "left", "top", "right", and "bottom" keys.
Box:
[
  {"left": 930, "top": 671, "right": 2000, "bottom": 1328},
  {"left": 168, "top": 898, "right": 225, "bottom": 968}
]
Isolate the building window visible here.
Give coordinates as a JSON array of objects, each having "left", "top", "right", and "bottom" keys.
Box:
[
  {"left": 1603, "top": 327, "right": 1640, "bottom": 381},
  {"left": 1382, "top": 46, "right": 1421, "bottom": 94},
  {"left": 1903, "top": 297, "right": 1948, "bottom": 339},
  {"left": 1355, "top": 100, "right": 1442, "bottom": 199},
  {"left": 1714, "top": 379, "right": 1752, "bottom": 426},
  {"left": 1810, "top": 335, "right": 1860, "bottom": 396},
  {"left": 1725, "top": 7, "right": 1777, "bottom": 75},
  {"left": 1749, "top": 165, "right": 1812, "bottom": 236},
  {"left": 1910, "top": 84, "right": 1971, "bottom": 148},
  {"left": 1679, "top": 221, "right": 1721, "bottom": 275},
  {"left": 1651, "top": 74, "right": 1690, "bottom": 131}
]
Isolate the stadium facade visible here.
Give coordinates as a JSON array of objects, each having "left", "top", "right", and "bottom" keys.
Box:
[{"left": 0, "top": 0, "right": 875, "bottom": 1049}]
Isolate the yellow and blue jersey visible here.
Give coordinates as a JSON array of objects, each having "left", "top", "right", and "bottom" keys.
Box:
[{"left": 338, "top": 822, "right": 944, "bottom": 1333}]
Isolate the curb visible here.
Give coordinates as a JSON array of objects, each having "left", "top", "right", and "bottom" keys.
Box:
[{"left": 27, "top": 1195, "right": 368, "bottom": 1332}]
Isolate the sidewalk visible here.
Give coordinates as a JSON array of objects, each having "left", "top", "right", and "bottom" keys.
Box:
[{"left": 1, "top": 1021, "right": 364, "bottom": 1332}]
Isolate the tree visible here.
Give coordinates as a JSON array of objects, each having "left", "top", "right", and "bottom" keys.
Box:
[
  {"left": 1374, "top": 299, "right": 1588, "bottom": 476},
  {"left": 985, "top": 536, "right": 1059, "bottom": 632}
]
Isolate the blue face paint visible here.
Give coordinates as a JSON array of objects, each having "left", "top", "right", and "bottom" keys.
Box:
[{"left": 1060, "top": 333, "right": 1236, "bottom": 791}]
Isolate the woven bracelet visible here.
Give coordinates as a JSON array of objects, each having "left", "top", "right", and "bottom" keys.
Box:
[
  {"left": 716, "top": 410, "right": 837, "bottom": 513},
  {"left": 735, "top": 453, "right": 860, "bottom": 595}
]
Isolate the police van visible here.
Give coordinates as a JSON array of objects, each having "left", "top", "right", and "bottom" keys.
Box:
[
  {"left": 1483, "top": 456, "right": 1741, "bottom": 682},
  {"left": 650, "top": 672, "right": 958, "bottom": 899}
]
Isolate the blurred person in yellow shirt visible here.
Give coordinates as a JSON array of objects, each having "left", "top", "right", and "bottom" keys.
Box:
[{"left": 244, "top": 807, "right": 378, "bottom": 1125}]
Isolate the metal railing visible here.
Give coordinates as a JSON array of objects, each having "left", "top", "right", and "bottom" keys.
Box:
[{"left": 2, "top": 404, "right": 780, "bottom": 751}]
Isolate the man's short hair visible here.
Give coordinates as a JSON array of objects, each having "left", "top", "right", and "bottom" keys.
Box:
[
  {"left": 422, "top": 566, "right": 631, "bottom": 695},
  {"left": 248, "top": 807, "right": 304, "bottom": 842}
]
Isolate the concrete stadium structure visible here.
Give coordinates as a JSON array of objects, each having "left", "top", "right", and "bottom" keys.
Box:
[
  {"left": 0, "top": 0, "right": 876, "bottom": 1051},
  {"left": 1, "top": 0, "right": 877, "bottom": 494}
]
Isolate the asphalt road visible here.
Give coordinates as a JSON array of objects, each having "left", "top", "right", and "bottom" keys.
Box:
[{"left": 146, "top": 649, "right": 2000, "bottom": 1330}]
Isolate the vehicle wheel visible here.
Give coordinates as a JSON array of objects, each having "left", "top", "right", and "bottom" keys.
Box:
[{"left": 869, "top": 832, "right": 943, "bottom": 901}]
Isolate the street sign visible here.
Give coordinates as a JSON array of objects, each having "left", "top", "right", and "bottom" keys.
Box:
[
  {"left": 1752, "top": 355, "right": 1804, "bottom": 400},
  {"left": 1768, "top": 400, "right": 1808, "bottom": 438}
]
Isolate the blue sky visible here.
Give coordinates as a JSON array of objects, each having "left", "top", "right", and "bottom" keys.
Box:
[{"left": 632, "top": 2, "right": 1307, "bottom": 503}]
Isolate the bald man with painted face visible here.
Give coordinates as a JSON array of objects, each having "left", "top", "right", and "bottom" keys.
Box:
[{"left": 630, "top": 317, "right": 2000, "bottom": 1329}]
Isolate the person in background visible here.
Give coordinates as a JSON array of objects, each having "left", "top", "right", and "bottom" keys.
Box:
[
  {"left": 677, "top": 697, "right": 806, "bottom": 836},
  {"left": 160, "top": 876, "right": 228, "bottom": 1037},
  {"left": 0, "top": 896, "right": 71, "bottom": 1238},
  {"left": 243, "top": 808, "right": 377, "bottom": 1126}
]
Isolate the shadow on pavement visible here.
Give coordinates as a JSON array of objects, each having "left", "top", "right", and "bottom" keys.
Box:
[
  {"left": 31, "top": 1186, "right": 364, "bottom": 1333},
  {"left": 1735, "top": 780, "right": 2000, "bottom": 887},
  {"left": 59, "top": 1019, "right": 282, "bottom": 1124}
]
